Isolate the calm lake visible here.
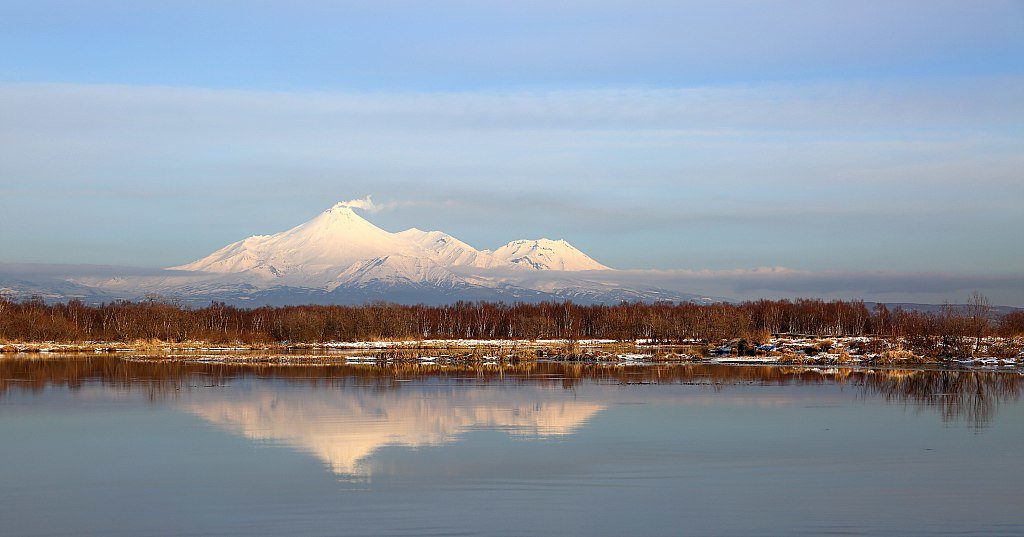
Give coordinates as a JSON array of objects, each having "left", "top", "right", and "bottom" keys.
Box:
[{"left": 1, "top": 356, "right": 1022, "bottom": 537}]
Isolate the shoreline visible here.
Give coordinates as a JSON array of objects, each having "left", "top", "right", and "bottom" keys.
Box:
[{"left": 2, "top": 336, "right": 1022, "bottom": 369}]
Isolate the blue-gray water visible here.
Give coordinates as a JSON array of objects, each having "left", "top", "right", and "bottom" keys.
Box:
[{"left": 1, "top": 357, "right": 1022, "bottom": 536}]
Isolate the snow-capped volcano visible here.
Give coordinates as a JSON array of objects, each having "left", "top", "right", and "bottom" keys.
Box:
[
  {"left": 17, "top": 201, "right": 708, "bottom": 306},
  {"left": 171, "top": 201, "right": 611, "bottom": 285}
]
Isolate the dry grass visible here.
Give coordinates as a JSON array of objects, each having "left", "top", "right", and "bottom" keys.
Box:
[
  {"left": 874, "top": 349, "right": 932, "bottom": 364},
  {"left": 745, "top": 328, "right": 772, "bottom": 346}
]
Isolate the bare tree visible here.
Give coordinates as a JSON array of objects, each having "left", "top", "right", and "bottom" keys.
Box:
[{"left": 966, "top": 291, "right": 992, "bottom": 354}]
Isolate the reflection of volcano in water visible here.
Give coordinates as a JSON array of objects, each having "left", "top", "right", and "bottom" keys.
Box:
[
  {"left": 181, "top": 387, "right": 604, "bottom": 476},
  {"left": 2, "top": 358, "right": 1019, "bottom": 435}
]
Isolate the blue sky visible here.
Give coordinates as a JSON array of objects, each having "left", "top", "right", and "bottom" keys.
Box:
[{"left": 2, "top": 1, "right": 1023, "bottom": 302}]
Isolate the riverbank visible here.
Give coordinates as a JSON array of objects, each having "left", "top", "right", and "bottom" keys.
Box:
[{"left": 2, "top": 336, "right": 1022, "bottom": 367}]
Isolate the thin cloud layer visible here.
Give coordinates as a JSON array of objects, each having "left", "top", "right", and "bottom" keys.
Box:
[
  {"left": 3, "top": 262, "right": 1021, "bottom": 306},
  {"left": 609, "top": 268, "right": 1024, "bottom": 306},
  {"left": 1, "top": 78, "right": 1021, "bottom": 290}
]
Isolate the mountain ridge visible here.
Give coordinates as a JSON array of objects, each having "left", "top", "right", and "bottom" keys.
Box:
[
  {"left": 171, "top": 202, "right": 614, "bottom": 287},
  {"left": 1, "top": 202, "right": 712, "bottom": 306}
]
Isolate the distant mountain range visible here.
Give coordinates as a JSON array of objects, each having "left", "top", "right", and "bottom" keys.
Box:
[{"left": 0, "top": 202, "right": 713, "bottom": 306}]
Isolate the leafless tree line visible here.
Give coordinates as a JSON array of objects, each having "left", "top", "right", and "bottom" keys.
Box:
[{"left": 1, "top": 296, "right": 1021, "bottom": 356}]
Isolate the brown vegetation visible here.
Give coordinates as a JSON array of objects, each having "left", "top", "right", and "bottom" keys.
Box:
[{"left": 0, "top": 296, "right": 1021, "bottom": 360}]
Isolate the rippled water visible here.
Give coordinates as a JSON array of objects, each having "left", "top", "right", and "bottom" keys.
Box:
[{"left": 1, "top": 356, "right": 1022, "bottom": 536}]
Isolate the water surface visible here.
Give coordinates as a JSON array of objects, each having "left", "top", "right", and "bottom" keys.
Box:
[{"left": 1, "top": 356, "right": 1022, "bottom": 536}]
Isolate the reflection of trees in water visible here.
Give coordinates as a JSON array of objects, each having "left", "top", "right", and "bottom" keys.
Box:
[
  {"left": 859, "top": 370, "right": 1022, "bottom": 429},
  {"left": 1, "top": 355, "right": 1020, "bottom": 426}
]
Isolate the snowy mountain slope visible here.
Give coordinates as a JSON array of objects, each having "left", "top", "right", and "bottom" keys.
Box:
[
  {"left": 327, "top": 255, "right": 466, "bottom": 290},
  {"left": 486, "top": 239, "right": 611, "bottom": 271},
  {"left": 394, "top": 228, "right": 506, "bottom": 269},
  {"left": 0, "top": 274, "right": 114, "bottom": 302},
  {"left": 2, "top": 262, "right": 711, "bottom": 306}
]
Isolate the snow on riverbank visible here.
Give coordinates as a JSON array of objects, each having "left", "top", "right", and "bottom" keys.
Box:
[{"left": 3, "top": 336, "right": 1022, "bottom": 368}]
